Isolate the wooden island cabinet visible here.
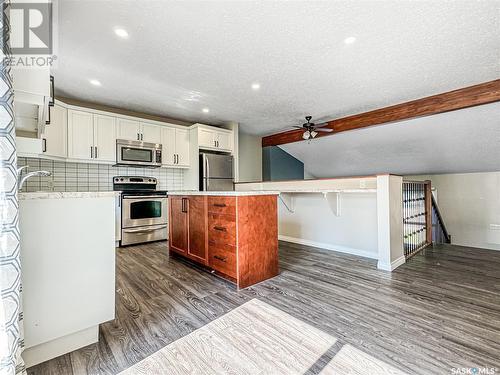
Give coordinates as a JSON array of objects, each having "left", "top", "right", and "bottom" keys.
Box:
[{"left": 168, "top": 192, "right": 279, "bottom": 288}]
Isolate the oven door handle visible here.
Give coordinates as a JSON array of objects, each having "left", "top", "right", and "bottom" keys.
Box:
[
  {"left": 122, "top": 225, "right": 167, "bottom": 233},
  {"left": 122, "top": 195, "right": 166, "bottom": 199}
]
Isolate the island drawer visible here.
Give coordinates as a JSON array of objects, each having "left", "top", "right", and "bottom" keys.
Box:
[
  {"left": 208, "top": 213, "right": 236, "bottom": 246},
  {"left": 207, "top": 196, "right": 236, "bottom": 215},
  {"left": 208, "top": 243, "right": 236, "bottom": 278}
]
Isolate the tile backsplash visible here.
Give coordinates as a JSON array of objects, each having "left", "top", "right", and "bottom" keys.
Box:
[{"left": 18, "top": 157, "right": 184, "bottom": 192}]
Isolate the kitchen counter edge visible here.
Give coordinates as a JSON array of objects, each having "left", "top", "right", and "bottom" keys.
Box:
[
  {"left": 19, "top": 191, "right": 119, "bottom": 200},
  {"left": 167, "top": 191, "right": 279, "bottom": 196}
]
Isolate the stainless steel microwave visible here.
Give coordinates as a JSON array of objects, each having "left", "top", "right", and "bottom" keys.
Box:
[{"left": 116, "top": 139, "right": 162, "bottom": 168}]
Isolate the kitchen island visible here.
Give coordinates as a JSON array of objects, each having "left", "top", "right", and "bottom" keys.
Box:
[{"left": 168, "top": 191, "right": 279, "bottom": 288}]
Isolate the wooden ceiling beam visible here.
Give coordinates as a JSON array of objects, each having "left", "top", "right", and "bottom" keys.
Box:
[{"left": 262, "top": 79, "right": 500, "bottom": 147}]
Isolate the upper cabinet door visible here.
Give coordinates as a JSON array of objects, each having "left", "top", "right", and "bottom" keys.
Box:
[
  {"left": 161, "top": 127, "right": 176, "bottom": 166},
  {"left": 42, "top": 104, "right": 67, "bottom": 158},
  {"left": 93, "top": 114, "right": 116, "bottom": 162},
  {"left": 216, "top": 131, "right": 232, "bottom": 152},
  {"left": 198, "top": 128, "right": 216, "bottom": 149},
  {"left": 140, "top": 123, "right": 162, "bottom": 144},
  {"left": 117, "top": 119, "right": 140, "bottom": 141},
  {"left": 175, "top": 128, "right": 190, "bottom": 167},
  {"left": 68, "top": 110, "right": 94, "bottom": 160}
]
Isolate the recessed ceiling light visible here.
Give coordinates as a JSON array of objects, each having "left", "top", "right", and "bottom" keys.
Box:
[
  {"left": 202, "top": 108, "right": 210, "bottom": 113},
  {"left": 251, "top": 83, "right": 261, "bottom": 90},
  {"left": 89, "top": 79, "right": 101, "bottom": 86},
  {"left": 344, "top": 36, "right": 356, "bottom": 45},
  {"left": 114, "top": 28, "right": 129, "bottom": 39}
]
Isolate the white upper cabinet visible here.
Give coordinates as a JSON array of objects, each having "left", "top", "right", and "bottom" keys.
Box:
[
  {"left": 197, "top": 126, "right": 233, "bottom": 152},
  {"left": 140, "top": 123, "right": 162, "bottom": 144},
  {"left": 68, "top": 110, "right": 116, "bottom": 162},
  {"left": 216, "top": 131, "right": 232, "bottom": 151},
  {"left": 161, "top": 127, "right": 190, "bottom": 168},
  {"left": 117, "top": 119, "right": 161, "bottom": 143},
  {"left": 117, "top": 119, "right": 141, "bottom": 141},
  {"left": 161, "top": 127, "right": 176, "bottom": 166},
  {"left": 93, "top": 115, "right": 117, "bottom": 162},
  {"left": 175, "top": 128, "right": 190, "bottom": 167},
  {"left": 41, "top": 104, "right": 67, "bottom": 158},
  {"left": 198, "top": 128, "right": 216, "bottom": 149},
  {"left": 68, "top": 110, "right": 94, "bottom": 160}
]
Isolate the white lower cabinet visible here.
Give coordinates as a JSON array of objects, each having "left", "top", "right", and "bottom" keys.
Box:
[
  {"left": 41, "top": 104, "right": 67, "bottom": 158},
  {"left": 161, "top": 127, "right": 190, "bottom": 167},
  {"left": 68, "top": 110, "right": 116, "bottom": 162}
]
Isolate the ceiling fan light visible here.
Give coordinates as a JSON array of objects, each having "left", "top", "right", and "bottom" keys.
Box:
[
  {"left": 302, "top": 131, "right": 310, "bottom": 140},
  {"left": 310, "top": 130, "right": 318, "bottom": 138}
]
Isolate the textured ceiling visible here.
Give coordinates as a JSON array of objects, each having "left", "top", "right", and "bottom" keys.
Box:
[
  {"left": 54, "top": 1, "right": 499, "bottom": 135},
  {"left": 281, "top": 102, "right": 500, "bottom": 177}
]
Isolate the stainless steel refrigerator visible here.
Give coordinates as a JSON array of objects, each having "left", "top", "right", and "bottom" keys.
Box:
[{"left": 200, "top": 153, "right": 234, "bottom": 191}]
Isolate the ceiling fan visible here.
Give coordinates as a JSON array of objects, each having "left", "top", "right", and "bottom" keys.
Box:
[{"left": 293, "top": 116, "right": 333, "bottom": 140}]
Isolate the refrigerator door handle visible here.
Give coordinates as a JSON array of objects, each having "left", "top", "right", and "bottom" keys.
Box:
[{"left": 205, "top": 155, "right": 210, "bottom": 190}]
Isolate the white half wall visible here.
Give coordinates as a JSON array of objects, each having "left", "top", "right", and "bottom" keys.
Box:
[
  {"left": 238, "top": 132, "right": 262, "bottom": 182},
  {"left": 278, "top": 192, "right": 378, "bottom": 259},
  {"left": 408, "top": 172, "right": 500, "bottom": 251}
]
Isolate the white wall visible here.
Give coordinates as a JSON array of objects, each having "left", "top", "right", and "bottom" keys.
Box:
[
  {"left": 408, "top": 172, "right": 500, "bottom": 251},
  {"left": 238, "top": 132, "right": 262, "bottom": 182},
  {"left": 278, "top": 193, "right": 378, "bottom": 259}
]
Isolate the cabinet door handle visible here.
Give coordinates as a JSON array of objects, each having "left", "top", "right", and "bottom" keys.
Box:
[
  {"left": 141, "top": 133, "right": 143, "bottom": 141},
  {"left": 95, "top": 146, "right": 98, "bottom": 159},
  {"left": 213, "top": 203, "right": 226, "bottom": 207},
  {"left": 137, "top": 133, "right": 140, "bottom": 140},
  {"left": 90, "top": 146, "right": 93, "bottom": 158},
  {"left": 42, "top": 138, "right": 47, "bottom": 152},
  {"left": 213, "top": 255, "right": 227, "bottom": 262},
  {"left": 213, "top": 226, "right": 226, "bottom": 232}
]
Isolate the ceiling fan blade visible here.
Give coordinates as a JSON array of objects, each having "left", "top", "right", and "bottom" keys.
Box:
[{"left": 315, "top": 128, "right": 333, "bottom": 132}]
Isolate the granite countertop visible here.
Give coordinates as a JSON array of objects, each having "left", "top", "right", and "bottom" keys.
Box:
[
  {"left": 19, "top": 191, "right": 119, "bottom": 200},
  {"left": 167, "top": 191, "right": 280, "bottom": 196}
]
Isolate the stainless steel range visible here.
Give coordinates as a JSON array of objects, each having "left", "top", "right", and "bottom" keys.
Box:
[{"left": 113, "top": 176, "right": 168, "bottom": 246}]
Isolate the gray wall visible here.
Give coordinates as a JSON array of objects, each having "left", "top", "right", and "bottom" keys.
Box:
[
  {"left": 262, "top": 146, "right": 304, "bottom": 181},
  {"left": 238, "top": 132, "right": 262, "bottom": 182}
]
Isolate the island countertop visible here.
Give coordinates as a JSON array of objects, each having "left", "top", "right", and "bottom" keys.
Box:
[{"left": 167, "top": 191, "right": 279, "bottom": 196}]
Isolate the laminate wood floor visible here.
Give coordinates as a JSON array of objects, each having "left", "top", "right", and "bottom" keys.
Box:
[{"left": 28, "top": 241, "right": 500, "bottom": 375}]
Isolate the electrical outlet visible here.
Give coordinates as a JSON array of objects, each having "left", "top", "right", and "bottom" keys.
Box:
[{"left": 489, "top": 224, "right": 500, "bottom": 230}]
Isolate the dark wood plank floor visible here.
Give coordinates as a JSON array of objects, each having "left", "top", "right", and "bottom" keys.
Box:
[{"left": 28, "top": 241, "right": 500, "bottom": 375}]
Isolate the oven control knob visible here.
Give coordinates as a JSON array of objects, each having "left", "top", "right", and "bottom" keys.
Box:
[
  {"left": 120, "top": 178, "right": 124, "bottom": 181},
  {"left": 148, "top": 179, "right": 152, "bottom": 182}
]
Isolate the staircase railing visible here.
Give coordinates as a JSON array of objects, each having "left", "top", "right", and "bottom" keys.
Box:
[
  {"left": 431, "top": 194, "right": 451, "bottom": 244},
  {"left": 402, "top": 181, "right": 432, "bottom": 259}
]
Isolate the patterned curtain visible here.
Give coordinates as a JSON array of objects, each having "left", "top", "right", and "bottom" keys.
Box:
[{"left": 0, "top": 0, "right": 26, "bottom": 374}]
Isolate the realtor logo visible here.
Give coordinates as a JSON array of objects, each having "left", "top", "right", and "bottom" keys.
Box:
[{"left": 8, "top": 2, "right": 53, "bottom": 55}]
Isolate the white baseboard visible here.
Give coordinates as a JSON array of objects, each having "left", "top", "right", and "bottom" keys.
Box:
[
  {"left": 377, "top": 255, "right": 406, "bottom": 271},
  {"left": 278, "top": 235, "right": 378, "bottom": 260},
  {"left": 23, "top": 325, "right": 99, "bottom": 368}
]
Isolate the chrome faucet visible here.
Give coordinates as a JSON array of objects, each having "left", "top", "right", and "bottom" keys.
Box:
[{"left": 17, "top": 166, "right": 52, "bottom": 191}]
